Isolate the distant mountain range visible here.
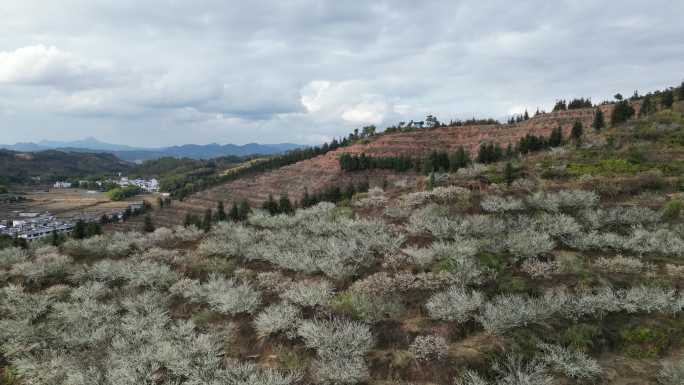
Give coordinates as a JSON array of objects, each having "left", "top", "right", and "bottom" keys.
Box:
[{"left": 0, "top": 137, "right": 305, "bottom": 162}]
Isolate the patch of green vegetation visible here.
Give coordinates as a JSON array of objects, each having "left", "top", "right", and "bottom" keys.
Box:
[
  {"left": 561, "top": 323, "right": 604, "bottom": 353},
  {"left": 567, "top": 158, "right": 646, "bottom": 176},
  {"left": 476, "top": 251, "right": 507, "bottom": 273},
  {"left": 106, "top": 185, "right": 141, "bottom": 201},
  {"left": 662, "top": 199, "right": 684, "bottom": 220},
  {"left": 619, "top": 325, "right": 670, "bottom": 358}
]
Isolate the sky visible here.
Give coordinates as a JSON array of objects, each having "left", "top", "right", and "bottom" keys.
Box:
[{"left": 1, "top": 1, "right": 683, "bottom": 147}]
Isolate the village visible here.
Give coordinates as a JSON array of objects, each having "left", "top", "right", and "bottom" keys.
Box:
[
  {"left": 0, "top": 200, "right": 149, "bottom": 242},
  {"left": 53, "top": 175, "right": 160, "bottom": 193}
]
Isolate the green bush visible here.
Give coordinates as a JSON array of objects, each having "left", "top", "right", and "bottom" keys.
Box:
[
  {"left": 561, "top": 323, "right": 604, "bottom": 352},
  {"left": 106, "top": 186, "right": 141, "bottom": 201},
  {"left": 620, "top": 325, "right": 669, "bottom": 358},
  {"left": 662, "top": 200, "right": 684, "bottom": 220}
]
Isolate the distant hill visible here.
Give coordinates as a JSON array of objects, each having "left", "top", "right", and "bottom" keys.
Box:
[
  {"left": 0, "top": 137, "right": 305, "bottom": 161},
  {"left": 0, "top": 149, "right": 132, "bottom": 185}
]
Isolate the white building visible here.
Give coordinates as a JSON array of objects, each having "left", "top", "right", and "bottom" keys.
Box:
[{"left": 53, "top": 181, "right": 72, "bottom": 188}]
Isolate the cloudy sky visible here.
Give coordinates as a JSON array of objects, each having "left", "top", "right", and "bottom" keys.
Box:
[{"left": 1, "top": 1, "right": 682, "bottom": 147}]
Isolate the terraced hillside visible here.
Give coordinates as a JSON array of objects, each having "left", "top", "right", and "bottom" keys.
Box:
[{"left": 136, "top": 107, "right": 602, "bottom": 229}]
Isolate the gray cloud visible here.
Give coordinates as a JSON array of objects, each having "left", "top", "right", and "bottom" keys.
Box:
[{"left": 0, "top": 0, "right": 683, "bottom": 146}]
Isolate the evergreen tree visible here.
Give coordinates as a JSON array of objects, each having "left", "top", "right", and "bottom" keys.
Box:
[
  {"left": 449, "top": 146, "right": 470, "bottom": 171},
  {"left": 72, "top": 219, "right": 86, "bottom": 239},
  {"left": 301, "top": 188, "right": 312, "bottom": 207},
  {"left": 640, "top": 95, "right": 654, "bottom": 116},
  {"left": 611, "top": 100, "right": 635, "bottom": 125},
  {"left": 216, "top": 201, "right": 227, "bottom": 222},
  {"left": 184, "top": 213, "right": 193, "bottom": 227},
  {"left": 237, "top": 200, "right": 251, "bottom": 221},
  {"left": 143, "top": 215, "right": 155, "bottom": 233},
  {"left": 523, "top": 109, "right": 530, "bottom": 120},
  {"left": 202, "top": 208, "right": 212, "bottom": 232},
  {"left": 679, "top": 81, "right": 684, "bottom": 100},
  {"left": 262, "top": 194, "right": 279, "bottom": 215},
  {"left": 592, "top": 109, "right": 605, "bottom": 131},
  {"left": 228, "top": 202, "right": 240, "bottom": 221},
  {"left": 85, "top": 222, "right": 102, "bottom": 238},
  {"left": 278, "top": 193, "right": 294, "bottom": 214},
  {"left": 662, "top": 90, "right": 674, "bottom": 108},
  {"left": 549, "top": 126, "right": 563, "bottom": 147},
  {"left": 504, "top": 162, "right": 515, "bottom": 186},
  {"left": 571, "top": 121, "right": 583, "bottom": 145}
]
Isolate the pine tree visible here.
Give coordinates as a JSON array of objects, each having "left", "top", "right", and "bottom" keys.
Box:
[
  {"left": 449, "top": 146, "right": 470, "bottom": 171},
  {"left": 611, "top": 100, "right": 635, "bottom": 125},
  {"left": 228, "top": 202, "right": 240, "bottom": 221},
  {"left": 262, "top": 194, "right": 279, "bottom": 215},
  {"left": 662, "top": 90, "right": 674, "bottom": 108},
  {"left": 504, "top": 162, "right": 515, "bottom": 186},
  {"left": 679, "top": 81, "right": 684, "bottom": 100},
  {"left": 571, "top": 121, "right": 583, "bottom": 145},
  {"left": 549, "top": 126, "right": 563, "bottom": 147},
  {"left": 216, "top": 201, "right": 227, "bottom": 222},
  {"left": 72, "top": 219, "right": 86, "bottom": 239},
  {"left": 278, "top": 193, "right": 294, "bottom": 214},
  {"left": 237, "top": 200, "right": 251, "bottom": 221},
  {"left": 143, "top": 215, "right": 155, "bottom": 233},
  {"left": 184, "top": 213, "right": 193, "bottom": 227},
  {"left": 523, "top": 109, "right": 529, "bottom": 120},
  {"left": 592, "top": 109, "right": 605, "bottom": 131},
  {"left": 85, "top": 222, "right": 102, "bottom": 237},
  {"left": 640, "top": 96, "right": 654, "bottom": 116},
  {"left": 301, "top": 188, "right": 312, "bottom": 207},
  {"left": 202, "top": 208, "right": 212, "bottom": 232}
]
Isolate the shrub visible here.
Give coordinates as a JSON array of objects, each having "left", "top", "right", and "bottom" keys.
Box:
[
  {"left": 592, "top": 255, "right": 654, "bottom": 274},
  {"left": 332, "top": 290, "right": 405, "bottom": 323},
  {"left": 520, "top": 259, "right": 559, "bottom": 279},
  {"left": 425, "top": 286, "right": 483, "bottom": 323},
  {"left": 477, "top": 294, "right": 554, "bottom": 334},
  {"left": 538, "top": 343, "right": 601, "bottom": 380},
  {"left": 409, "top": 335, "right": 449, "bottom": 361},
  {"left": 254, "top": 303, "right": 301, "bottom": 339},
  {"left": 662, "top": 200, "right": 684, "bottom": 220},
  {"left": 170, "top": 274, "right": 261, "bottom": 315},
  {"left": 492, "top": 355, "right": 553, "bottom": 385},
  {"left": 282, "top": 280, "right": 334, "bottom": 308},
  {"left": 480, "top": 195, "right": 525, "bottom": 213},
  {"left": 297, "top": 318, "right": 373, "bottom": 384},
  {"left": 506, "top": 230, "right": 555, "bottom": 261}
]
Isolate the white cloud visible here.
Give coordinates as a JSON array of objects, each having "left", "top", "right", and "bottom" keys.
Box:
[{"left": 0, "top": 45, "right": 120, "bottom": 89}]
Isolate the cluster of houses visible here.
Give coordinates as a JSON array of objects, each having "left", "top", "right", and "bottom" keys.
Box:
[
  {"left": 115, "top": 177, "right": 160, "bottom": 192},
  {"left": 53, "top": 176, "right": 160, "bottom": 192},
  {"left": 0, "top": 212, "right": 74, "bottom": 241}
]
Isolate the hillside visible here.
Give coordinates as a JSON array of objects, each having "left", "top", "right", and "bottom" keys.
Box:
[
  {"left": 4, "top": 100, "right": 684, "bottom": 384},
  {"left": 0, "top": 149, "right": 132, "bottom": 185},
  {"left": 136, "top": 106, "right": 602, "bottom": 228}
]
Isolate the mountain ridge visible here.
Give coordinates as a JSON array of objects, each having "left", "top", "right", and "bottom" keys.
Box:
[{"left": 0, "top": 138, "right": 305, "bottom": 161}]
